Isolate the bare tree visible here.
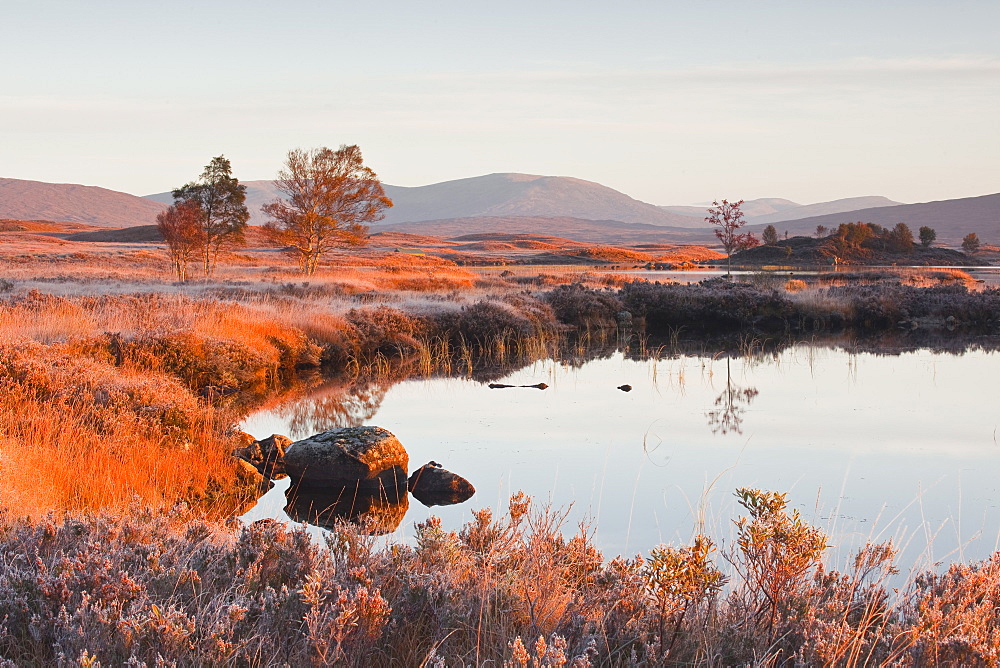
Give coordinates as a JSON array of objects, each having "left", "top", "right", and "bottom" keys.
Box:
[
  {"left": 156, "top": 201, "right": 205, "bottom": 281},
  {"left": 706, "top": 199, "right": 759, "bottom": 276},
  {"left": 264, "top": 145, "right": 393, "bottom": 274},
  {"left": 173, "top": 156, "right": 249, "bottom": 276}
]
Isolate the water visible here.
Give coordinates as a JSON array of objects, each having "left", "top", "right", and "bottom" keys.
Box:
[{"left": 241, "top": 343, "right": 1000, "bottom": 572}]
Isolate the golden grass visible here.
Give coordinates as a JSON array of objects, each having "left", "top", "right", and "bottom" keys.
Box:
[{"left": 0, "top": 342, "right": 242, "bottom": 517}]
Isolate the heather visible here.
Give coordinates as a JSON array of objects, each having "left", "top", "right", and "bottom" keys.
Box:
[{"left": 2, "top": 490, "right": 999, "bottom": 666}]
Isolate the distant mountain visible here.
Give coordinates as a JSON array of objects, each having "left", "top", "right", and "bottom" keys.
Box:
[
  {"left": 748, "top": 193, "right": 1000, "bottom": 244},
  {"left": 659, "top": 196, "right": 902, "bottom": 225},
  {"left": 749, "top": 196, "right": 902, "bottom": 226},
  {"left": 0, "top": 178, "right": 166, "bottom": 227},
  {"left": 149, "top": 173, "right": 702, "bottom": 229},
  {"left": 377, "top": 173, "right": 701, "bottom": 228},
  {"left": 661, "top": 198, "right": 800, "bottom": 220}
]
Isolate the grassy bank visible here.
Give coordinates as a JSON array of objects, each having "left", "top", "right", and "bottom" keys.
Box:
[
  {"left": 3, "top": 276, "right": 999, "bottom": 517},
  {"left": 1, "top": 489, "right": 996, "bottom": 666}
]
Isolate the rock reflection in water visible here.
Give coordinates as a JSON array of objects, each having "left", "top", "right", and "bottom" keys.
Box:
[{"left": 285, "top": 473, "right": 409, "bottom": 535}]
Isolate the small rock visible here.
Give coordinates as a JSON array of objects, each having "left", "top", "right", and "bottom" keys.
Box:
[
  {"left": 408, "top": 462, "right": 475, "bottom": 507},
  {"left": 617, "top": 384, "right": 632, "bottom": 392}
]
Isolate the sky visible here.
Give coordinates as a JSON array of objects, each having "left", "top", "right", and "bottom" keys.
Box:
[{"left": 2, "top": 0, "right": 999, "bottom": 206}]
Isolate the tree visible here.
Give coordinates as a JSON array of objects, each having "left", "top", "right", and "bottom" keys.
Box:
[
  {"left": 887, "top": 222, "right": 914, "bottom": 253},
  {"left": 706, "top": 199, "right": 759, "bottom": 276},
  {"left": 761, "top": 224, "right": 779, "bottom": 246},
  {"left": 815, "top": 225, "right": 828, "bottom": 238},
  {"left": 962, "top": 232, "right": 981, "bottom": 255},
  {"left": 918, "top": 226, "right": 936, "bottom": 248},
  {"left": 263, "top": 145, "right": 392, "bottom": 275},
  {"left": 156, "top": 201, "right": 205, "bottom": 281},
  {"left": 172, "top": 156, "right": 249, "bottom": 276}
]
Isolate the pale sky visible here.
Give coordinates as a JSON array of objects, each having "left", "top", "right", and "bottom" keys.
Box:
[{"left": 2, "top": 0, "right": 998, "bottom": 205}]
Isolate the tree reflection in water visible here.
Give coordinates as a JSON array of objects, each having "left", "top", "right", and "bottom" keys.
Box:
[
  {"left": 279, "top": 381, "right": 389, "bottom": 438},
  {"left": 706, "top": 357, "right": 759, "bottom": 435}
]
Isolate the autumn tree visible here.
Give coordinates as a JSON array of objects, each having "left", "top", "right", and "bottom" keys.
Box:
[
  {"left": 263, "top": 145, "right": 392, "bottom": 275},
  {"left": 156, "top": 201, "right": 205, "bottom": 281},
  {"left": 918, "top": 226, "right": 936, "bottom": 248},
  {"left": 172, "top": 155, "right": 249, "bottom": 276},
  {"left": 761, "top": 224, "right": 779, "bottom": 246},
  {"left": 962, "top": 232, "right": 981, "bottom": 255},
  {"left": 706, "top": 199, "right": 759, "bottom": 275}
]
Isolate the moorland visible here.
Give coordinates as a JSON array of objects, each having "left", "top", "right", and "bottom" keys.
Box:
[{"left": 2, "top": 219, "right": 1000, "bottom": 666}]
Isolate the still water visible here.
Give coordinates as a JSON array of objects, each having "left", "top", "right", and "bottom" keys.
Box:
[{"left": 242, "top": 343, "right": 1000, "bottom": 572}]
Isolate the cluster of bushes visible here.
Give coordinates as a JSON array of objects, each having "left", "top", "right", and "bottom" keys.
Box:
[
  {"left": 2, "top": 490, "right": 998, "bottom": 666},
  {"left": 539, "top": 280, "right": 1000, "bottom": 338}
]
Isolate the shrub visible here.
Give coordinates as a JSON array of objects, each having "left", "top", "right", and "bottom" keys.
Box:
[{"left": 543, "top": 283, "right": 624, "bottom": 329}]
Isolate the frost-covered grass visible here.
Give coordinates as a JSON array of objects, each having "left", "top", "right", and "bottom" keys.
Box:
[{"left": 1, "top": 490, "right": 998, "bottom": 666}]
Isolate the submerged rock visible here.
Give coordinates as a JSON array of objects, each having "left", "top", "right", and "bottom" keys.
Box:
[
  {"left": 284, "top": 426, "right": 409, "bottom": 488},
  {"left": 408, "top": 462, "right": 476, "bottom": 507}
]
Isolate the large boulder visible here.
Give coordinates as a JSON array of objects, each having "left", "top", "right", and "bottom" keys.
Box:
[
  {"left": 408, "top": 462, "right": 475, "bottom": 507},
  {"left": 284, "top": 426, "right": 409, "bottom": 489}
]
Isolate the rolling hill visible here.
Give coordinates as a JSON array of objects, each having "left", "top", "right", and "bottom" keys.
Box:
[
  {"left": 750, "top": 192, "right": 1000, "bottom": 244},
  {"left": 660, "top": 196, "right": 902, "bottom": 225},
  {"left": 375, "top": 216, "right": 717, "bottom": 245},
  {"left": 149, "top": 173, "right": 704, "bottom": 229},
  {"left": 0, "top": 178, "right": 166, "bottom": 227}
]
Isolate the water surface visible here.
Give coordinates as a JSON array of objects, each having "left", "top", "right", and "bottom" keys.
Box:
[{"left": 242, "top": 343, "right": 1000, "bottom": 571}]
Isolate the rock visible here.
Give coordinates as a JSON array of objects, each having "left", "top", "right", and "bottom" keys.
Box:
[
  {"left": 232, "top": 433, "right": 292, "bottom": 479},
  {"left": 234, "top": 458, "right": 265, "bottom": 486},
  {"left": 231, "top": 431, "right": 261, "bottom": 462},
  {"left": 257, "top": 434, "right": 292, "bottom": 477},
  {"left": 284, "top": 426, "right": 409, "bottom": 488},
  {"left": 285, "top": 483, "right": 408, "bottom": 535},
  {"left": 617, "top": 384, "right": 632, "bottom": 392},
  {"left": 408, "top": 462, "right": 476, "bottom": 507}
]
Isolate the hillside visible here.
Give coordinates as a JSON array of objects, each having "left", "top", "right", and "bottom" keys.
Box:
[
  {"left": 661, "top": 198, "right": 800, "bottom": 219},
  {"left": 147, "top": 173, "right": 699, "bottom": 229},
  {"left": 0, "top": 178, "right": 166, "bottom": 228},
  {"left": 749, "top": 196, "right": 902, "bottom": 225},
  {"left": 375, "top": 216, "right": 718, "bottom": 245},
  {"left": 751, "top": 192, "right": 1000, "bottom": 244},
  {"left": 660, "top": 196, "right": 901, "bottom": 225},
  {"left": 732, "top": 234, "right": 978, "bottom": 267},
  {"left": 375, "top": 173, "right": 700, "bottom": 227}
]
